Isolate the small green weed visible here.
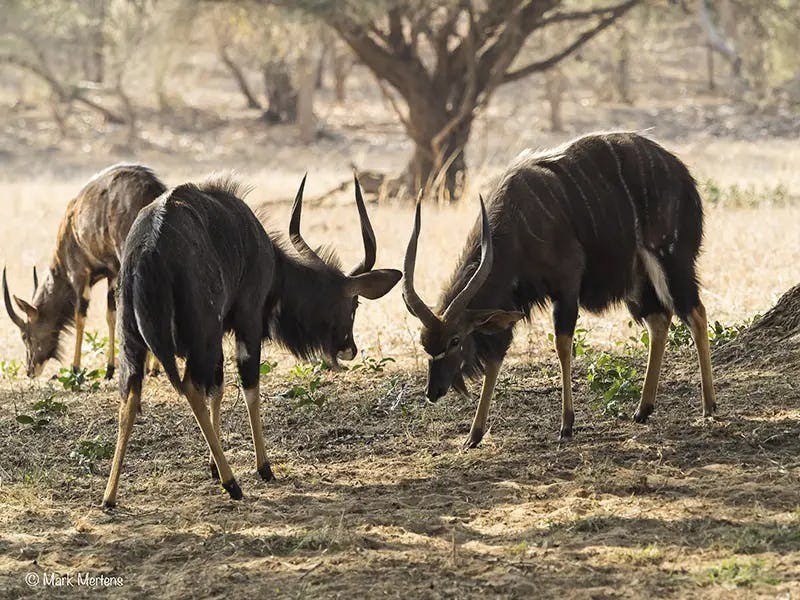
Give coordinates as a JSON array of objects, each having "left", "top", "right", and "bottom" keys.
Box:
[
  {"left": 586, "top": 350, "right": 641, "bottom": 418},
  {"left": 82, "top": 331, "right": 108, "bottom": 356},
  {"left": 283, "top": 362, "right": 327, "bottom": 408},
  {"left": 71, "top": 436, "right": 114, "bottom": 472},
  {"left": 0, "top": 359, "right": 21, "bottom": 379},
  {"left": 701, "top": 558, "right": 779, "bottom": 588},
  {"left": 349, "top": 353, "right": 396, "bottom": 373},
  {"left": 57, "top": 367, "right": 103, "bottom": 392},
  {"left": 259, "top": 360, "right": 278, "bottom": 375},
  {"left": 15, "top": 394, "right": 68, "bottom": 430}
]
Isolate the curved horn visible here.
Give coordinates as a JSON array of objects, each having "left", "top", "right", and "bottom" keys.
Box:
[
  {"left": 348, "top": 173, "right": 377, "bottom": 276},
  {"left": 442, "top": 195, "right": 494, "bottom": 320},
  {"left": 3, "top": 267, "right": 25, "bottom": 329},
  {"left": 402, "top": 196, "right": 440, "bottom": 328},
  {"left": 288, "top": 174, "right": 327, "bottom": 268},
  {"left": 32, "top": 266, "right": 38, "bottom": 298}
]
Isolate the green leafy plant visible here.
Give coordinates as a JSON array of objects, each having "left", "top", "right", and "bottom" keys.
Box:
[
  {"left": 283, "top": 362, "right": 327, "bottom": 408},
  {"left": 259, "top": 360, "right": 278, "bottom": 375},
  {"left": 349, "top": 353, "right": 396, "bottom": 373},
  {"left": 0, "top": 359, "right": 21, "bottom": 379},
  {"left": 57, "top": 367, "right": 103, "bottom": 392},
  {"left": 708, "top": 315, "right": 759, "bottom": 348},
  {"left": 15, "top": 395, "right": 68, "bottom": 430},
  {"left": 82, "top": 331, "right": 108, "bottom": 356},
  {"left": 666, "top": 322, "right": 693, "bottom": 349},
  {"left": 547, "top": 327, "right": 589, "bottom": 357},
  {"left": 700, "top": 178, "right": 796, "bottom": 208},
  {"left": 71, "top": 436, "right": 114, "bottom": 472},
  {"left": 586, "top": 350, "right": 642, "bottom": 418}
]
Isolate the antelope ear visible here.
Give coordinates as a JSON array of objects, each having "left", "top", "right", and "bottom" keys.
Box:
[
  {"left": 13, "top": 295, "right": 38, "bottom": 321},
  {"left": 346, "top": 269, "right": 402, "bottom": 299},
  {"left": 466, "top": 309, "right": 524, "bottom": 334}
]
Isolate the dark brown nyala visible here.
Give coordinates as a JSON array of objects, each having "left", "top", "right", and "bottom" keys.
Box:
[
  {"left": 3, "top": 164, "right": 166, "bottom": 379},
  {"left": 402, "top": 132, "right": 716, "bottom": 447},
  {"left": 102, "top": 174, "right": 400, "bottom": 507}
]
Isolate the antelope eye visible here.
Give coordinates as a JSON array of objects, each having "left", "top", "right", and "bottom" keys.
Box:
[{"left": 449, "top": 337, "right": 460, "bottom": 348}]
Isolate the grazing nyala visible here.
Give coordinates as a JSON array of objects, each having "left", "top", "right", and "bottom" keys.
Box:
[
  {"left": 402, "top": 132, "right": 716, "bottom": 447},
  {"left": 102, "top": 174, "right": 401, "bottom": 507},
  {"left": 3, "top": 164, "right": 166, "bottom": 379}
]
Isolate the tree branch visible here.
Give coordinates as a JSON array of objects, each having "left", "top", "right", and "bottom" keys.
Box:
[{"left": 503, "top": 0, "right": 639, "bottom": 83}]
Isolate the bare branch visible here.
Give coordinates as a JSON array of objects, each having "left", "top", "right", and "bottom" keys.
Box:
[{"left": 503, "top": 0, "right": 639, "bottom": 83}]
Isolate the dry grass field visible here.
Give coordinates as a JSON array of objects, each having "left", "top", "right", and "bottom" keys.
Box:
[
  {"left": 1, "top": 164, "right": 799, "bottom": 598},
  {"left": 1, "top": 45, "right": 800, "bottom": 597}
]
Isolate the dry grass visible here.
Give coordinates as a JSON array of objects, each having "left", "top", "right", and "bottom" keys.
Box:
[{"left": 1, "top": 131, "right": 799, "bottom": 600}]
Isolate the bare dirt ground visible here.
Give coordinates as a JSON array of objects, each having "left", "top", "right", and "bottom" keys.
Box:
[{"left": 1, "top": 54, "right": 800, "bottom": 598}]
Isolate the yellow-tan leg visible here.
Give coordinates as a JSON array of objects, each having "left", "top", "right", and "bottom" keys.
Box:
[
  {"left": 633, "top": 312, "right": 671, "bottom": 423},
  {"left": 555, "top": 334, "right": 574, "bottom": 439},
  {"left": 244, "top": 386, "right": 274, "bottom": 480},
  {"left": 687, "top": 301, "right": 717, "bottom": 416},
  {"left": 208, "top": 383, "right": 223, "bottom": 481},
  {"left": 72, "top": 284, "right": 91, "bottom": 371},
  {"left": 102, "top": 389, "right": 139, "bottom": 508},
  {"left": 146, "top": 352, "right": 161, "bottom": 377},
  {"left": 183, "top": 377, "right": 242, "bottom": 499},
  {"left": 463, "top": 360, "right": 501, "bottom": 449}
]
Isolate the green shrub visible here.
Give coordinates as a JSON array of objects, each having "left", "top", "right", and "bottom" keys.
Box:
[
  {"left": 586, "top": 350, "right": 642, "bottom": 418},
  {"left": 15, "top": 395, "right": 68, "bottom": 430},
  {"left": 57, "top": 367, "right": 103, "bottom": 392}
]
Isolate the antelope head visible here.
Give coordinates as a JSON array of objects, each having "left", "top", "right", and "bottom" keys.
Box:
[
  {"left": 285, "top": 174, "right": 401, "bottom": 366},
  {"left": 3, "top": 266, "right": 59, "bottom": 377},
  {"left": 402, "top": 197, "right": 523, "bottom": 401}
]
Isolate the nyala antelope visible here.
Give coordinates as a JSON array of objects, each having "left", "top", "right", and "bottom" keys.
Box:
[
  {"left": 102, "top": 174, "right": 401, "bottom": 507},
  {"left": 402, "top": 132, "right": 716, "bottom": 447},
  {"left": 3, "top": 164, "right": 166, "bottom": 379}
]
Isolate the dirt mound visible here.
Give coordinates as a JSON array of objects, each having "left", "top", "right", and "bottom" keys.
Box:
[{"left": 714, "top": 283, "right": 800, "bottom": 369}]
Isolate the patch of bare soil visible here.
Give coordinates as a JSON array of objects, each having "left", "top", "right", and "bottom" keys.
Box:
[{"left": 1, "top": 344, "right": 799, "bottom": 599}]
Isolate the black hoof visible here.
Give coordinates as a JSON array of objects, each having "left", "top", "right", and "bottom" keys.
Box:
[
  {"left": 210, "top": 462, "right": 220, "bottom": 481},
  {"left": 559, "top": 427, "right": 573, "bottom": 440},
  {"left": 633, "top": 404, "right": 654, "bottom": 424},
  {"left": 222, "top": 479, "right": 243, "bottom": 500},
  {"left": 463, "top": 430, "right": 483, "bottom": 450},
  {"left": 101, "top": 498, "right": 116, "bottom": 509},
  {"left": 258, "top": 463, "right": 276, "bottom": 482},
  {"left": 104, "top": 365, "right": 115, "bottom": 380},
  {"left": 72, "top": 365, "right": 80, "bottom": 374},
  {"left": 703, "top": 402, "right": 717, "bottom": 417}
]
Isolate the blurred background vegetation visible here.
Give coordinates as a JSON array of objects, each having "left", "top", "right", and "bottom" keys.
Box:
[{"left": 1, "top": 0, "right": 798, "bottom": 200}]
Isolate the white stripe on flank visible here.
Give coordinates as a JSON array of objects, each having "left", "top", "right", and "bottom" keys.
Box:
[
  {"left": 143, "top": 199, "right": 167, "bottom": 250},
  {"left": 639, "top": 249, "right": 674, "bottom": 312},
  {"left": 603, "top": 138, "right": 642, "bottom": 246}
]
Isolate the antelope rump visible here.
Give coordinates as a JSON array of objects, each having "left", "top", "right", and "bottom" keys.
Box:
[
  {"left": 402, "top": 132, "right": 717, "bottom": 447},
  {"left": 3, "top": 164, "right": 166, "bottom": 379},
  {"left": 102, "top": 174, "right": 401, "bottom": 507}
]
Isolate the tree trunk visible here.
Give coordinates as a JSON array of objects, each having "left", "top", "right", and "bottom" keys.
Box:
[
  {"left": 296, "top": 54, "right": 318, "bottom": 143},
  {"left": 545, "top": 69, "right": 567, "bottom": 132},
  {"left": 219, "top": 48, "right": 262, "bottom": 110},
  {"left": 403, "top": 115, "right": 471, "bottom": 202},
  {"left": 616, "top": 29, "right": 632, "bottom": 103},
  {"left": 262, "top": 62, "right": 297, "bottom": 123},
  {"left": 86, "top": 0, "right": 105, "bottom": 83}
]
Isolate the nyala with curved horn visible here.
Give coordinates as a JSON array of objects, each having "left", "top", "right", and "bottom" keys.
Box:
[
  {"left": 3, "top": 164, "right": 166, "bottom": 378},
  {"left": 103, "top": 174, "right": 400, "bottom": 507},
  {"left": 403, "top": 132, "right": 716, "bottom": 448}
]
